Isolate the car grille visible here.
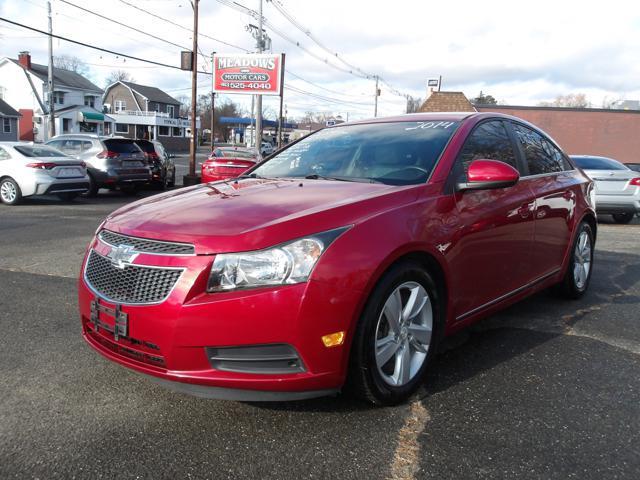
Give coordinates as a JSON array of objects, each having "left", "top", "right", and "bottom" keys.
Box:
[
  {"left": 84, "top": 250, "right": 183, "bottom": 304},
  {"left": 99, "top": 229, "right": 195, "bottom": 255}
]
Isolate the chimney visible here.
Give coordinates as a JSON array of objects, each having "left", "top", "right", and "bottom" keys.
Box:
[{"left": 18, "top": 51, "right": 31, "bottom": 69}]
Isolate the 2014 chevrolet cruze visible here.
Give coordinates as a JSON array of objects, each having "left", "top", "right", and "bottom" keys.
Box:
[{"left": 79, "top": 113, "right": 596, "bottom": 405}]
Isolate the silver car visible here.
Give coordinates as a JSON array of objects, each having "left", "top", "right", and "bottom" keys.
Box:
[
  {"left": 46, "top": 134, "right": 151, "bottom": 196},
  {"left": 0, "top": 142, "right": 89, "bottom": 205},
  {"left": 571, "top": 155, "right": 640, "bottom": 224}
]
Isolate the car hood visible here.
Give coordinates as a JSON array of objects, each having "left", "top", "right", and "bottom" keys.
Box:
[{"left": 103, "top": 178, "right": 417, "bottom": 253}]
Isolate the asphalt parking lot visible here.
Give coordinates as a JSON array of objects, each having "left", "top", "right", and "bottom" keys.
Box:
[{"left": 1, "top": 190, "right": 639, "bottom": 480}]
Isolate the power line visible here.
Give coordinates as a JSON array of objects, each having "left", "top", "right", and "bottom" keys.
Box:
[
  {"left": 58, "top": 0, "right": 189, "bottom": 51},
  {"left": 117, "top": 0, "right": 251, "bottom": 52},
  {"left": 214, "top": 0, "right": 369, "bottom": 79},
  {"left": 0, "top": 17, "right": 210, "bottom": 74}
]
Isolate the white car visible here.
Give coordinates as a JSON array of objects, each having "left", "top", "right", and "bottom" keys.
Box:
[
  {"left": 571, "top": 155, "right": 640, "bottom": 224},
  {"left": 260, "top": 141, "right": 274, "bottom": 157},
  {"left": 0, "top": 142, "right": 90, "bottom": 205}
]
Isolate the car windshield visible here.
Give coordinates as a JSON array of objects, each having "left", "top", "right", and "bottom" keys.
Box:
[
  {"left": 14, "top": 145, "right": 68, "bottom": 157},
  {"left": 572, "top": 156, "right": 628, "bottom": 171},
  {"left": 220, "top": 149, "right": 256, "bottom": 159},
  {"left": 250, "top": 120, "right": 459, "bottom": 185}
]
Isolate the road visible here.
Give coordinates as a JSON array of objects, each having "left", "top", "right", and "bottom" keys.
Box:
[{"left": 0, "top": 192, "right": 639, "bottom": 480}]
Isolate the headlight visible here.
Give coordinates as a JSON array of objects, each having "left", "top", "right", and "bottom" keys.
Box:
[{"left": 207, "top": 227, "right": 349, "bottom": 292}]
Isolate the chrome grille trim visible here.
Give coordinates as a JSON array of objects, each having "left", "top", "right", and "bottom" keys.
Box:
[
  {"left": 98, "top": 229, "right": 195, "bottom": 256},
  {"left": 84, "top": 250, "right": 184, "bottom": 305}
]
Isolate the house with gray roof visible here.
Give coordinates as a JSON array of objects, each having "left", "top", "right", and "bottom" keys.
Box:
[
  {"left": 103, "top": 81, "right": 197, "bottom": 151},
  {"left": 0, "top": 51, "right": 113, "bottom": 142},
  {"left": 0, "top": 98, "right": 21, "bottom": 141}
]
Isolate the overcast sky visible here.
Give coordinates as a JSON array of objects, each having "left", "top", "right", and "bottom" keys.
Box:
[{"left": 1, "top": 0, "right": 639, "bottom": 120}]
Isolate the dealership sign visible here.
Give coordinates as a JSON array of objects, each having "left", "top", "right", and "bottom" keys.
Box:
[{"left": 213, "top": 54, "right": 283, "bottom": 96}]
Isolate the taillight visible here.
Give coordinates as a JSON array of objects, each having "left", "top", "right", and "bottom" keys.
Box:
[
  {"left": 97, "top": 150, "right": 119, "bottom": 159},
  {"left": 630, "top": 178, "right": 640, "bottom": 186},
  {"left": 26, "top": 162, "right": 57, "bottom": 169}
]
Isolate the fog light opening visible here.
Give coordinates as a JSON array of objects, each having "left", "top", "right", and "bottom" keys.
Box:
[{"left": 322, "top": 331, "right": 345, "bottom": 348}]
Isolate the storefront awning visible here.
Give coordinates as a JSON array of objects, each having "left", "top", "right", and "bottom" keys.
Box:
[{"left": 78, "top": 111, "right": 104, "bottom": 122}]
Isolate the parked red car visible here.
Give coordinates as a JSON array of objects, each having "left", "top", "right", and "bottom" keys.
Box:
[
  {"left": 79, "top": 113, "right": 596, "bottom": 405},
  {"left": 201, "top": 146, "right": 261, "bottom": 182}
]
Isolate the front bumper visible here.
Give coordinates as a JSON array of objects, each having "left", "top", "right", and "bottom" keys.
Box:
[{"left": 78, "top": 238, "right": 360, "bottom": 399}]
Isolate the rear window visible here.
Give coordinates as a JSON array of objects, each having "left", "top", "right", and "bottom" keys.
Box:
[
  {"left": 220, "top": 149, "right": 256, "bottom": 159},
  {"left": 135, "top": 141, "right": 155, "bottom": 153},
  {"left": 14, "top": 145, "right": 68, "bottom": 157},
  {"left": 571, "top": 156, "right": 628, "bottom": 171},
  {"left": 104, "top": 139, "right": 142, "bottom": 154}
]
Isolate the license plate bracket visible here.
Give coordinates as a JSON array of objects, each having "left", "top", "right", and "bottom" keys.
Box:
[{"left": 90, "top": 297, "right": 129, "bottom": 341}]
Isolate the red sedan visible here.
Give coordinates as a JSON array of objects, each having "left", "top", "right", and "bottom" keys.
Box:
[
  {"left": 201, "top": 146, "right": 261, "bottom": 182},
  {"left": 79, "top": 113, "right": 596, "bottom": 405}
]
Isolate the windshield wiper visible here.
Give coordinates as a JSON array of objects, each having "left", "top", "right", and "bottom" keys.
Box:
[
  {"left": 304, "top": 174, "right": 384, "bottom": 184},
  {"left": 237, "top": 173, "right": 268, "bottom": 179}
]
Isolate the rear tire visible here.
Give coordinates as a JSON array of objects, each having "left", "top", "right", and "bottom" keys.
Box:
[
  {"left": 346, "top": 260, "right": 443, "bottom": 406},
  {"left": 612, "top": 213, "right": 634, "bottom": 224},
  {"left": 84, "top": 174, "right": 99, "bottom": 197},
  {"left": 558, "top": 221, "right": 594, "bottom": 299},
  {"left": 0, "top": 177, "right": 22, "bottom": 205}
]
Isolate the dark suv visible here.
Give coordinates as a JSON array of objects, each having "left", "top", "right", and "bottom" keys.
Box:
[
  {"left": 46, "top": 135, "right": 151, "bottom": 196},
  {"left": 133, "top": 139, "right": 176, "bottom": 189}
]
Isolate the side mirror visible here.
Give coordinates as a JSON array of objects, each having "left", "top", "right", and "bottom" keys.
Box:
[{"left": 456, "top": 159, "right": 519, "bottom": 191}]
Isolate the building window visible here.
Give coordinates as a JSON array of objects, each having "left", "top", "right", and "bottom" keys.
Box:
[
  {"left": 52, "top": 91, "right": 65, "bottom": 105},
  {"left": 172, "top": 127, "right": 182, "bottom": 137},
  {"left": 115, "top": 100, "right": 126, "bottom": 112},
  {"left": 3, "top": 118, "right": 11, "bottom": 133},
  {"left": 84, "top": 96, "right": 95, "bottom": 108},
  {"left": 79, "top": 122, "right": 97, "bottom": 133},
  {"left": 115, "top": 123, "right": 129, "bottom": 134},
  {"left": 62, "top": 118, "right": 71, "bottom": 133},
  {"left": 154, "top": 104, "right": 160, "bottom": 113},
  {"left": 167, "top": 105, "right": 175, "bottom": 117},
  {"left": 158, "top": 126, "right": 170, "bottom": 136}
]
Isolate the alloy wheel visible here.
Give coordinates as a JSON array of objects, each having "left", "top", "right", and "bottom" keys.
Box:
[
  {"left": 573, "top": 230, "right": 592, "bottom": 290},
  {"left": 1, "top": 180, "right": 17, "bottom": 203},
  {"left": 374, "top": 281, "right": 433, "bottom": 387}
]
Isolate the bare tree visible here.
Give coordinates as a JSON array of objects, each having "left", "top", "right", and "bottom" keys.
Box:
[
  {"left": 53, "top": 55, "right": 88, "bottom": 75},
  {"left": 405, "top": 95, "right": 423, "bottom": 113},
  {"left": 104, "top": 70, "right": 136, "bottom": 87},
  {"left": 538, "top": 93, "right": 590, "bottom": 108}
]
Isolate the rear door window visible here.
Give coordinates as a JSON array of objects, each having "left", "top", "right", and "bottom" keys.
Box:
[
  {"left": 456, "top": 120, "right": 518, "bottom": 175},
  {"left": 513, "top": 124, "right": 570, "bottom": 175}
]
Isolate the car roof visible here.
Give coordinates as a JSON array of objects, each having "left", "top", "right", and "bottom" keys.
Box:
[{"left": 569, "top": 155, "right": 620, "bottom": 161}]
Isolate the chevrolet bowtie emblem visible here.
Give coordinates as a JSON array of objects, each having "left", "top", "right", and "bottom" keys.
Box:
[{"left": 107, "top": 244, "right": 139, "bottom": 269}]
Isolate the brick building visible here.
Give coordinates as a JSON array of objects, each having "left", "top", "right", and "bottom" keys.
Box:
[
  {"left": 475, "top": 105, "right": 640, "bottom": 164},
  {"left": 417, "top": 91, "right": 640, "bottom": 164}
]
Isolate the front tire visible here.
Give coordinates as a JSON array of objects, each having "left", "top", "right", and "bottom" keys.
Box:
[
  {"left": 612, "top": 213, "right": 635, "bottom": 224},
  {"left": 347, "top": 261, "right": 443, "bottom": 405},
  {"left": 558, "top": 221, "right": 594, "bottom": 299},
  {"left": 0, "top": 177, "right": 22, "bottom": 205}
]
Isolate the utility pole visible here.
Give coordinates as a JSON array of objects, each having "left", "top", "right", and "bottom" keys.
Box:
[
  {"left": 255, "top": 0, "right": 263, "bottom": 150},
  {"left": 47, "top": 0, "right": 55, "bottom": 139},
  {"left": 374, "top": 75, "right": 379, "bottom": 118},
  {"left": 185, "top": 0, "right": 199, "bottom": 185},
  {"left": 210, "top": 52, "right": 215, "bottom": 151}
]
